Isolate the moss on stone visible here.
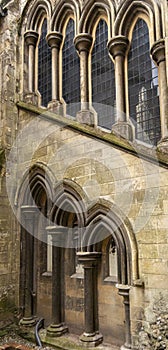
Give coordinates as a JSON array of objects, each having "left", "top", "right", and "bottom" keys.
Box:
[{"left": 17, "top": 101, "right": 168, "bottom": 168}]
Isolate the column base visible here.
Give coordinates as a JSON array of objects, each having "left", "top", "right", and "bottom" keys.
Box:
[
  {"left": 76, "top": 110, "right": 96, "bottom": 126},
  {"left": 112, "top": 122, "right": 134, "bottom": 141},
  {"left": 157, "top": 137, "right": 168, "bottom": 154},
  {"left": 24, "top": 93, "right": 39, "bottom": 105},
  {"left": 19, "top": 316, "right": 37, "bottom": 327},
  {"left": 47, "top": 323, "right": 68, "bottom": 337},
  {"left": 47, "top": 100, "right": 64, "bottom": 116},
  {"left": 79, "top": 332, "right": 103, "bottom": 347}
]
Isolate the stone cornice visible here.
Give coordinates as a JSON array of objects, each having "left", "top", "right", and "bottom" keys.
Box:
[{"left": 17, "top": 101, "right": 168, "bottom": 168}]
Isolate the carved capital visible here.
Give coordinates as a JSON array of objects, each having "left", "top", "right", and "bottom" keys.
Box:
[
  {"left": 151, "top": 39, "right": 165, "bottom": 65},
  {"left": 74, "top": 33, "right": 93, "bottom": 53},
  {"left": 116, "top": 284, "right": 130, "bottom": 299},
  {"left": 21, "top": 205, "right": 39, "bottom": 218},
  {"left": 24, "top": 31, "right": 39, "bottom": 46},
  {"left": 46, "top": 32, "right": 63, "bottom": 49},
  {"left": 77, "top": 251, "right": 101, "bottom": 267},
  {"left": 46, "top": 225, "right": 67, "bottom": 246},
  {"left": 108, "top": 35, "right": 129, "bottom": 58}
]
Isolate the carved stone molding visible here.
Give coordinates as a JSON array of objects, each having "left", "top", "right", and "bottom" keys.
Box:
[{"left": 151, "top": 39, "right": 165, "bottom": 65}]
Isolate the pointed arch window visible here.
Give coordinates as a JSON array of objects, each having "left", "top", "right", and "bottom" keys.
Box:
[
  {"left": 128, "top": 18, "right": 161, "bottom": 145},
  {"left": 104, "top": 236, "right": 118, "bottom": 283},
  {"left": 92, "top": 19, "right": 116, "bottom": 129},
  {"left": 38, "top": 18, "right": 52, "bottom": 107},
  {"left": 62, "top": 18, "right": 80, "bottom": 117}
]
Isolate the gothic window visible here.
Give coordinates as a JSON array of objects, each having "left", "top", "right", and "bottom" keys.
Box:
[
  {"left": 108, "top": 237, "right": 118, "bottom": 281},
  {"left": 92, "top": 19, "right": 116, "bottom": 129},
  {"left": 38, "top": 18, "right": 52, "bottom": 107},
  {"left": 73, "top": 226, "right": 83, "bottom": 276},
  {"left": 128, "top": 18, "right": 161, "bottom": 145},
  {"left": 104, "top": 236, "right": 118, "bottom": 283},
  {"left": 62, "top": 18, "right": 80, "bottom": 117}
]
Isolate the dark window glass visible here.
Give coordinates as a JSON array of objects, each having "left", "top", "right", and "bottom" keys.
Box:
[
  {"left": 128, "top": 19, "right": 161, "bottom": 145},
  {"left": 38, "top": 18, "right": 52, "bottom": 107},
  {"left": 92, "top": 20, "right": 116, "bottom": 129},
  {"left": 62, "top": 19, "right": 80, "bottom": 117}
]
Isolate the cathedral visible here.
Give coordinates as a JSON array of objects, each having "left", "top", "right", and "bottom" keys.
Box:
[{"left": 0, "top": 0, "right": 168, "bottom": 349}]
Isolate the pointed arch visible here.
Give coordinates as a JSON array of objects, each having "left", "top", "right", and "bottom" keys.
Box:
[
  {"left": 115, "top": 0, "right": 162, "bottom": 43},
  {"left": 79, "top": 0, "right": 116, "bottom": 37},
  {"left": 51, "top": 0, "right": 81, "bottom": 34},
  {"left": 22, "top": 0, "right": 52, "bottom": 32},
  {"left": 15, "top": 162, "right": 55, "bottom": 207},
  {"left": 50, "top": 179, "right": 88, "bottom": 227},
  {"left": 83, "top": 198, "right": 139, "bottom": 285}
]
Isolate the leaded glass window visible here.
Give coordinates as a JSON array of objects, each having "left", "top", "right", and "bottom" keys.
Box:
[
  {"left": 128, "top": 19, "right": 161, "bottom": 145},
  {"left": 92, "top": 20, "right": 116, "bottom": 129},
  {"left": 62, "top": 18, "right": 80, "bottom": 117},
  {"left": 38, "top": 18, "right": 52, "bottom": 107}
]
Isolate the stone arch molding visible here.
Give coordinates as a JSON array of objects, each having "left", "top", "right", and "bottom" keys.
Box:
[
  {"left": 20, "top": 0, "right": 163, "bottom": 37},
  {"left": 79, "top": 0, "right": 116, "bottom": 37},
  {"left": 51, "top": 0, "right": 81, "bottom": 33},
  {"left": 84, "top": 198, "right": 139, "bottom": 285},
  {"left": 115, "top": 0, "right": 162, "bottom": 43},
  {"left": 15, "top": 162, "right": 55, "bottom": 207},
  {"left": 16, "top": 168, "right": 139, "bottom": 286},
  {"left": 23, "top": 0, "right": 53, "bottom": 32}
]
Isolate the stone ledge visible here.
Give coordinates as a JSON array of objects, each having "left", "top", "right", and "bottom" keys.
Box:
[{"left": 17, "top": 101, "right": 168, "bottom": 168}]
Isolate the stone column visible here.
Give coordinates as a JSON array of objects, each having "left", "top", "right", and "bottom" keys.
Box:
[
  {"left": 20, "top": 205, "right": 38, "bottom": 327},
  {"left": 46, "top": 226, "right": 68, "bottom": 337},
  {"left": 77, "top": 252, "right": 103, "bottom": 347},
  {"left": 24, "top": 31, "right": 39, "bottom": 105},
  {"left": 151, "top": 39, "right": 168, "bottom": 150},
  {"left": 117, "top": 284, "right": 131, "bottom": 349},
  {"left": 74, "top": 34, "right": 95, "bottom": 126},
  {"left": 108, "top": 36, "right": 133, "bottom": 140},
  {"left": 46, "top": 32, "right": 63, "bottom": 114}
]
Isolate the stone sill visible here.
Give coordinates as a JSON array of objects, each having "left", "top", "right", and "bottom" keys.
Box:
[
  {"left": 104, "top": 276, "right": 118, "bottom": 284},
  {"left": 42, "top": 272, "right": 52, "bottom": 277},
  {"left": 71, "top": 273, "right": 84, "bottom": 279},
  {"left": 17, "top": 101, "right": 168, "bottom": 168}
]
